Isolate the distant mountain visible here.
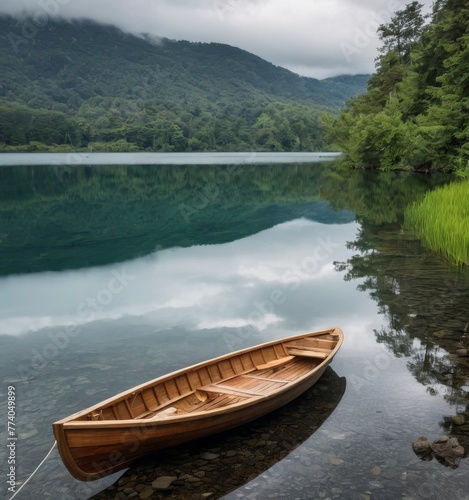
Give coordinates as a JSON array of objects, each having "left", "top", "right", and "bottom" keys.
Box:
[{"left": 0, "top": 16, "right": 369, "bottom": 152}]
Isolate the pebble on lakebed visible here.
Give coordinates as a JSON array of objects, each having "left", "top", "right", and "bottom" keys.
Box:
[{"left": 151, "top": 476, "right": 177, "bottom": 491}]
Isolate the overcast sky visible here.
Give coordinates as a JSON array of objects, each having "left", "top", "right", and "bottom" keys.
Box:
[{"left": 1, "top": 0, "right": 433, "bottom": 79}]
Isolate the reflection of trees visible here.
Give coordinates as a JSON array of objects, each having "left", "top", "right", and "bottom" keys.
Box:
[
  {"left": 334, "top": 218, "right": 469, "bottom": 404},
  {"left": 407, "top": 347, "right": 453, "bottom": 393},
  {"left": 320, "top": 161, "right": 449, "bottom": 225},
  {"left": 375, "top": 326, "right": 414, "bottom": 358},
  {"left": 327, "top": 166, "right": 469, "bottom": 412},
  {"left": 0, "top": 162, "right": 354, "bottom": 276}
]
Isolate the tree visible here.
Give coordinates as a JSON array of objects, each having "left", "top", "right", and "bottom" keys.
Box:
[
  {"left": 377, "top": 1, "right": 426, "bottom": 63},
  {"left": 328, "top": 0, "right": 469, "bottom": 174}
]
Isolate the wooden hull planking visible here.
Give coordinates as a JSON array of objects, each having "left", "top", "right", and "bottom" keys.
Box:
[{"left": 53, "top": 327, "right": 343, "bottom": 480}]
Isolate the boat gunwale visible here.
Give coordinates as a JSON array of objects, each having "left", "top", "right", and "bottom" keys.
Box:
[{"left": 56, "top": 327, "right": 343, "bottom": 427}]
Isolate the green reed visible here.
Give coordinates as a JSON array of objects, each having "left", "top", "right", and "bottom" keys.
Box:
[{"left": 404, "top": 180, "right": 469, "bottom": 267}]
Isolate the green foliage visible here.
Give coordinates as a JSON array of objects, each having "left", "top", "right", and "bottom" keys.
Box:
[
  {"left": 377, "top": 1, "right": 426, "bottom": 63},
  {"left": 405, "top": 180, "right": 469, "bottom": 266},
  {"left": 0, "top": 102, "right": 80, "bottom": 146},
  {"left": 327, "top": 0, "right": 469, "bottom": 173},
  {"left": 87, "top": 139, "right": 140, "bottom": 152},
  {"left": 0, "top": 16, "right": 368, "bottom": 153}
]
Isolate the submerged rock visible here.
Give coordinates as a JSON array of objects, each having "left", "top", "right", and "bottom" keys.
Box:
[
  {"left": 413, "top": 435, "right": 465, "bottom": 468},
  {"left": 412, "top": 436, "right": 432, "bottom": 460},
  {"left": 430, "top": 436, "right": 465, "bottom": 468},
  {"left": 151, "top": 475, "right": 177, "bottom": 490},
  {"left": 452, "top": 415, "right": 466, "bottom": 426},
  {"left": 370, "top": 465, "right": 381, "bottom": 475}
]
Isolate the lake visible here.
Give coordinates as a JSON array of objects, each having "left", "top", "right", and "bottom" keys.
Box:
[{"left": 0, "top": 155, "right": 468, "bottom": 499}]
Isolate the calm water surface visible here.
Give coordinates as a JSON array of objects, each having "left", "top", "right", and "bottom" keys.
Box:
[{"left": 0, "top": 158, "right": 468, "bottom": 499}]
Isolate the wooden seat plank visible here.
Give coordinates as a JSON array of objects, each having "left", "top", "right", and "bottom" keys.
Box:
[
  {"left": 286, "top": 347, "right": 328, "bottom": 359},
  {"left": 301, "top": 338, "right": 336, "bottom": 348},
  {"left": 243, "top": 375, "right": 291, "bottom": 384},
  {"left": 198, "top": 383, "right": 264, "bottom": 397},
  {"left": 136, "top": 392, "right": 195, "bottom": 419},
  {"left": 284, "top": 342, "right": 331, "bottom": 353},
  {"left": 255, "top": 356, "right": 294, "bottom": 371}
]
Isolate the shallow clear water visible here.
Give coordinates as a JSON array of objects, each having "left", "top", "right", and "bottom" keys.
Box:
[{"left": 0, "top": 159, "right": 468, "bottom": 499}]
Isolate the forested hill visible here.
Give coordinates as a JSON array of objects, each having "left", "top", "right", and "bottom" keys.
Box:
[
  {"left": 327, "top": 0, "right": 469, "bottom": 175},
  {"left": 0, "top": 16, "right": 368, "bottom": 152}
]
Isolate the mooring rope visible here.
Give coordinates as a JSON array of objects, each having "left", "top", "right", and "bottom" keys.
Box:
[{"left": 9, "top": 440, "right": 57, "bottom": 500}]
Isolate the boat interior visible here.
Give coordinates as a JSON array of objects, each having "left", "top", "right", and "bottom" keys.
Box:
[{"left": 81, "top": 334, "right": 340, "bottom": 421}]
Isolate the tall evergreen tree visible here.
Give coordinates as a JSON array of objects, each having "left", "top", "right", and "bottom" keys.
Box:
[{"left": 377, "top": 1, "right": 426, "bottom": 63}]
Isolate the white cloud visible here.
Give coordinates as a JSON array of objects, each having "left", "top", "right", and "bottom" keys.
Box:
[{"left": 0, "top": 0, "right": 434, "bottom": 78}]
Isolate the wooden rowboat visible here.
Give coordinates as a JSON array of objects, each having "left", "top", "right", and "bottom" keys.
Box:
[{"left": 53, "top": 327, "right": 343, "bottom": 481}]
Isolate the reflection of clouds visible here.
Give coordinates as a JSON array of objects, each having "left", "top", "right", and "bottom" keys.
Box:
[
  {"left": 0, "top": 218, "right": 374, "bottom": 336},
  {"left": 197, "top": 313, "right": 281, "bottom": 332},
  {"left": 238, "top": 261, "right": 335, "bottom": 284},
  {"left": 338, "top": 318, "right": 380, "bottom": 353},
  {"left": 154, "top": 284, "right": 228, "bottom": 310},
  {"left": 238, "top": 264, "right": 281, "bottom": 282}
]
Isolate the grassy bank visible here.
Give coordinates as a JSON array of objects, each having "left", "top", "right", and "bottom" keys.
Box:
[{"left": 404, "top": 180, "right": 469, "bottom": 267}]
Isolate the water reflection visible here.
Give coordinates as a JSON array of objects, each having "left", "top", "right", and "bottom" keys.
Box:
[
  {"left": 0, "top": 162, "right": 354, "bottom": 276},
  {"left": 0, "top": 219, "right": 362, "bottom": 338},
  {"left": 0, "top": 211, "right": 368, "bottom": 499},
  {"left": 2, "top": 161, "right": 469, "bottom": 499},
  {"left": 332, "top": 217, "right": 469, "bottom": 458}
]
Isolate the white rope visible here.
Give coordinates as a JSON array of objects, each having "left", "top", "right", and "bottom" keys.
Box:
[{"left": 9, "top": 441, "right": 57, "bottom": 499}]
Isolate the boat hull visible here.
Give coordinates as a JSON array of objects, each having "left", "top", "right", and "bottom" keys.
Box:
[{"left": 53, "top": 327, "right": 343, "bottom": 480}]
